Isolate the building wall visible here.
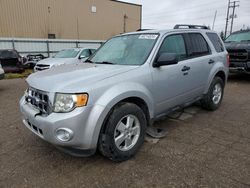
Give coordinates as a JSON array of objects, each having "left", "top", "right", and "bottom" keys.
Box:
[{"left": 0, "top": 0, "right": 141, "bottom": 40}]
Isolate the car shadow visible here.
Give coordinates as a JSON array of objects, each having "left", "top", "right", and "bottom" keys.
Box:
[{"left": 228, "top": 73, "right": 250, "bottom": 83}]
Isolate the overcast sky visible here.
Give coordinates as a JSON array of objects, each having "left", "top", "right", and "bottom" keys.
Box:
[{"left": 122, "top": 0, "right": 250, "bottom": 34}]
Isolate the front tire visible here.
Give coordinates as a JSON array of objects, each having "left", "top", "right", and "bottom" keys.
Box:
[
  {"left": 98, "top": 102, "right": 146, "bottom": 162},
  {"left": 201, "top": 77, "right": 224, "bottom": 111}
]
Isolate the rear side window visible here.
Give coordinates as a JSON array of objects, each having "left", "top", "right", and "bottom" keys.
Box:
[
  {"left": 206, "top": 33, "right": 225, "bottom": 52},
  {"left": 184, "top": 33, "right": 210, "bottom": 57},
  {"left": 158, "top": 34, "right": 187, "bottom": 61}
]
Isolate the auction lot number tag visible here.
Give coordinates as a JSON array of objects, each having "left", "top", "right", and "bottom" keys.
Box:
[{"left": 139, "top": 34, "right": 158, "bottom": 40}]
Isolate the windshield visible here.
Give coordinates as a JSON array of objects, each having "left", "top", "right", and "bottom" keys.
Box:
[
  {"left": 225, "top": 32, "right": 250, "bottom": 42},
  {"left": 54, "top": 49, "right": 80, "bottom": 58},
  {"left": 90, "top": 34, "right": 159, "bottom": 65}
]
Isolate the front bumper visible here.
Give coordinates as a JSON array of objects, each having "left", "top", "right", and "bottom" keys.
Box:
[
  {"left": 229, "top": 61, "right": 250, "bottom": 73},
  {"left": 19, "top": 96, "right": 105, "bottom": 153}
]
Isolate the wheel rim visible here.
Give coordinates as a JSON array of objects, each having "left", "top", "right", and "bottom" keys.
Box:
[
  {"left": 212, "top": 83, "right": 222, "bottom": 105},
  {"left": 114, "top": 114, "right": 141, "bottom": 151}
]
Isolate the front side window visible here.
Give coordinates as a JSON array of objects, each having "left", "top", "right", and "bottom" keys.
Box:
[
  {"left": 90, "top": 34, "right": 159, "bottom": 65},
  {"left": 90, "top": 49, "right": 96, "bottom": 54},
  {"left": 54, "top": 49, "right": 80, "bottom": 58},
  {"left": 185, "top": 33, "right": 210, "bottom": 57},
  {"left": 207, "top": 33, "right": 224, "bottom": 52},
  {"left": 80, "top": 49, "right": 91, "bottom": 57},
  {"left": 158, "top": 34, "right": 187, "bottom": 61}
]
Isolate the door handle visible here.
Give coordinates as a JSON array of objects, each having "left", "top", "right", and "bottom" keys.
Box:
[
  {"left": 181, "top": 66, "right": 190, "bottom": 72},
  {"left": 208, "top": 59, "right": 215, "bottom": 64}
]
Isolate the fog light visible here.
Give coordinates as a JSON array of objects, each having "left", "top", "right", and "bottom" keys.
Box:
[{"left": 55, "top": 128, "right": 73, "bottom": 142}]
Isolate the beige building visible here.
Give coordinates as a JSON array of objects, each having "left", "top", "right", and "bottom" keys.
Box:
[{"left": 0, "top": 0, "right": 141, "bottom": 40}]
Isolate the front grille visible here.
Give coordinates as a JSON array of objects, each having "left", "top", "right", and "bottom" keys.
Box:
[
  {"left": 227, "top": 49, "right": 248, "bottom": 62},
  {"left": 35, "top": 64, "right": 50, "bottom": 71},
  {"left": 25, "top": 87, "right": 51, "bottom": 115}
]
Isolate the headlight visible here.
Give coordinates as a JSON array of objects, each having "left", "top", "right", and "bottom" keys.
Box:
[{"left": 53, "top": 93, "right": 88, "bottom": 113}]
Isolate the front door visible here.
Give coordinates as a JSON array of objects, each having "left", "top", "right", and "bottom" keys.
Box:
[{"left": 150, "top": 34, "right": 193, "bottom": 115}]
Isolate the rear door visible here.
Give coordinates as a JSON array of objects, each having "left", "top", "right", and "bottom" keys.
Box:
[{"left": 182, "top": 32, "right": 212, "bottom": 94}]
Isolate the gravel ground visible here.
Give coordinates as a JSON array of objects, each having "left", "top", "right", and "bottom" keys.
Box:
[{"left": 0, "top": 74, "right": 250, "bottom": 188}]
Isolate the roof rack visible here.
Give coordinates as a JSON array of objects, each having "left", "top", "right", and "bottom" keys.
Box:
[
  {"left": 136, "top": 29, "right": 153, "bottom": 32},
  {"left": 174, "top": 24, "right": 210, "bottom": 30}
]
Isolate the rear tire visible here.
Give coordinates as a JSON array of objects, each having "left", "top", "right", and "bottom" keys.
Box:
[
  {"left": 98, "top": 102, "right": 146, "bottom": 162},
  {"left": 201, "top": 77, "right": 224, "bottom": 111}
]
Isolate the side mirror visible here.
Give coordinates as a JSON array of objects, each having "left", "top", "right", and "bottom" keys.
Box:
[
  {"left": 153, "top": 53, "right": 178, "bottom": 67},
  {"left": 79, "top": 55, "right": 86, "bottom": 59}
]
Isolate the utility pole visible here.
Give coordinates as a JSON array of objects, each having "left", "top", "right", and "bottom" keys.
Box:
[
  {"left": 123, "top": 14, "right": 128, "bottom": 33},
  {"left": 224, "top": 0, "right": 230, "bottom": 38},
  {"left": 230, "top": 1, "right": 239, "bottom": 34},
  {"left": 225, "top": 0, "right": 239, "bottom": 37},
  {"left": 212, "top": 10, "right": 217, "bottom": 30}
]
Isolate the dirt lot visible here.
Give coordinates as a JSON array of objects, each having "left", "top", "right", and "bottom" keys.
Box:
[{"left": 0, "top": 75, "right": 250, "bottom": 188}]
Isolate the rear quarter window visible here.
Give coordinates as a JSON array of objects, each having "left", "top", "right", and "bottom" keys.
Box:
[{"left": 206, "top": 33, "right": 225, "bottom": 52}]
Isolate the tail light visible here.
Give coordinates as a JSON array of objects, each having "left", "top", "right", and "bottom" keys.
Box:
[{"left": 226, "top": 54, "right": 230, "bottom": 67}]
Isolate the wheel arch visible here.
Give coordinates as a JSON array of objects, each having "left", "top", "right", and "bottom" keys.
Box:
[
  {"left": 100, "top": 96, "right": 151, "bottom": 134},
  {"left": 214, "top": 71, "right": 226, "bottom": 85},
  {"left": 86, "top": 83, "right": 154, "bottom": 149},
  {"left": 205, "top": 65, "right": 228, "bottom": 94}
]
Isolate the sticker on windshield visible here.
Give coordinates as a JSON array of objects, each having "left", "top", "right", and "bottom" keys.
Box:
[{"left": 139, "top": 34, "right": 158, "bottom": 40}]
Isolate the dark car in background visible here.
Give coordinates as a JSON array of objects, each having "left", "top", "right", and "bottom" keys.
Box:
[
  {"left": 0, "top": 49, "right": 26, "bottom": 73},
  {"left": 225, "top": 30, "right": 250, "bottom": 74}
]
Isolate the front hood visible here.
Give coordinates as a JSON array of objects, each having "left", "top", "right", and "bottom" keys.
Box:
[
  {"left": 27, "top": 63, "right": 137, "bottom": 92},
  {"left": 225, "top": 42, "right": 250, "bottom": 50},
  {"left": 36, "top": 58, "right": 76, "bottom": 66}
]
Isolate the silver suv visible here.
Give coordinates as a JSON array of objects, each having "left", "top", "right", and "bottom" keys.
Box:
[
  {"left": 20, "top": 25, "right": 229, "bottom": 161},
  {"left": 34, "top": 48, "right": 96, "bottom": 72}
]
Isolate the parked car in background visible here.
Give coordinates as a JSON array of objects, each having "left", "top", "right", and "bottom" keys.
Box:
[
  {"left": 34, "top": 48, "right": 96, "bottom": 72},
  {"left": 0, "top": 49, "right": 27, "bottom": 73},
  {"left": 225, "top": 30, "right": 250, "bottom": 74},
  {"left": 0, "top": 63, "right": 4, "bottom": 79},
  {"left": 20, "top": 25, "right": 229, "bottom": 161}
]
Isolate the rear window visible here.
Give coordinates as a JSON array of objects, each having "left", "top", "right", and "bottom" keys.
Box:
[
  {"left": 184, "top": 33, "right": 210, "bottom": 57},
  {"left": 0, "top": 50, "right": 18, "bottom": 59},
  {"left": 206, "top": 33, "right": 224, "bottom": 52}
]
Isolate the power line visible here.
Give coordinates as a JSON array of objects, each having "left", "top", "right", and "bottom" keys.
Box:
[
  {"left": 143, "top": 7, "right": 227, "bottom": 21},
  {"left": 143, "top": 1, "right": 226, "bottom": 19}
]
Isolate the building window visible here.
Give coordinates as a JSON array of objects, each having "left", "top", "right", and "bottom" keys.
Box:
[
  {"left": 91, "top": 6, "right": 97, "bottom": 13},
  {"left": 48, "top": 34, "right": 56, "bottom": 39}
]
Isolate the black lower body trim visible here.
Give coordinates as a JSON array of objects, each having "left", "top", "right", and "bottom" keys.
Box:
[{"left": 55, "top": 146, "right": 96, "bottom": 157}]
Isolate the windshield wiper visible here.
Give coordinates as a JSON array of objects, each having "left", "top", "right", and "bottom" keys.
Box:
[
  {"left": 95, "top": 61, "right": 115, "bottom": 65},
  {"left": 85, "top": 59, "right": 93, "bottom": 63}
]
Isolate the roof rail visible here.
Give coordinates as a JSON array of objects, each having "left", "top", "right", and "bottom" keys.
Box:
[{"left": 174, "top": 24, "right": 210, "bottom": 30}]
